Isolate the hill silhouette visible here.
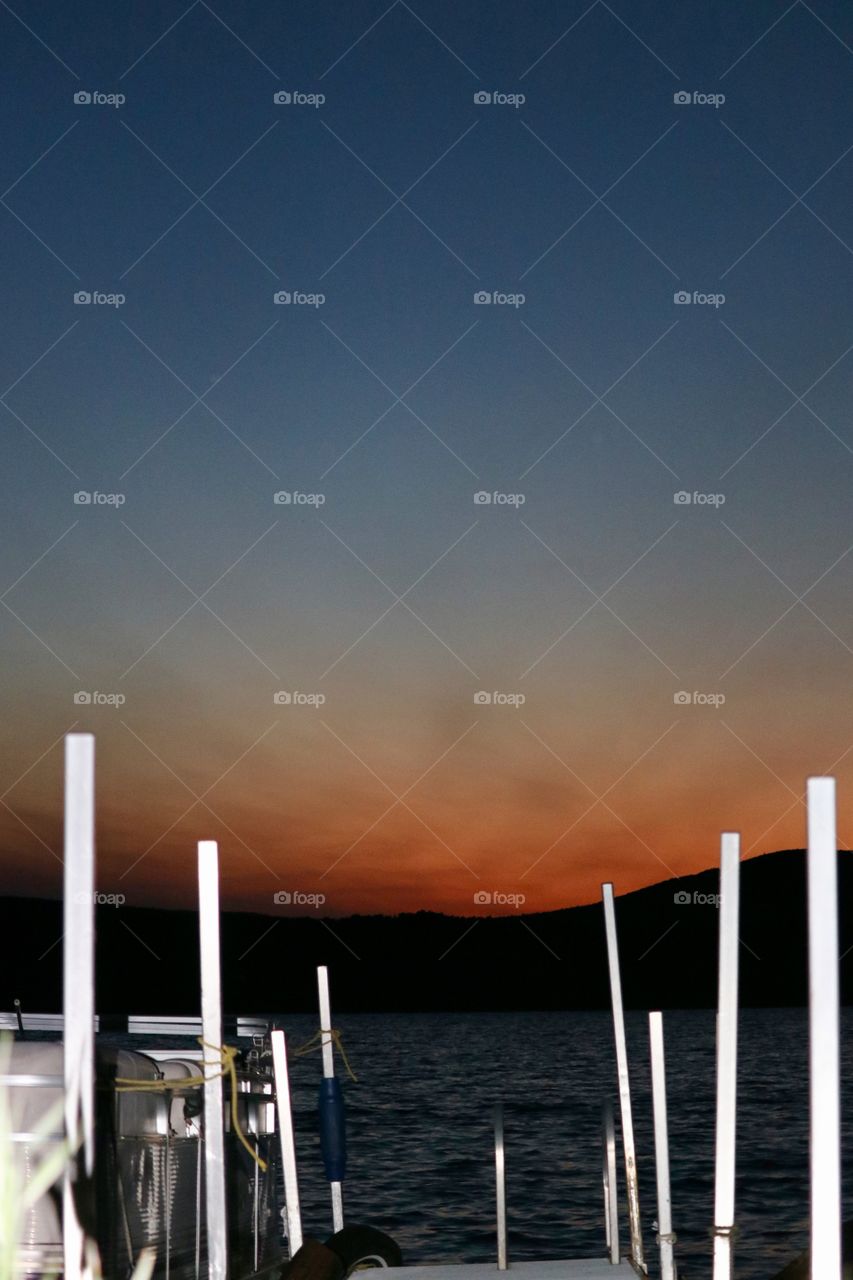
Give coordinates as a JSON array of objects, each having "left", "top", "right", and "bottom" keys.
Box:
[{"left": 5, "top": 850, "right": 851, "bottom": 1014}]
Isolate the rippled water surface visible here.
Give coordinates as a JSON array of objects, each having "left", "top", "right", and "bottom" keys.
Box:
[{"left": 272, "top": 1008, "right": 853, "bottom": 1280}]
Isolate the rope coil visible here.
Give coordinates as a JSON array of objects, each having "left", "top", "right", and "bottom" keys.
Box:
[{"left": 115, "top": 1039, "right": 268, "bottom": 1170}]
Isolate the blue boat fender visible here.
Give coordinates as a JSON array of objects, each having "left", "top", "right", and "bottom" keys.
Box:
[{"left": 319, "top": 1077, "right": 347, "bottom": 1182}]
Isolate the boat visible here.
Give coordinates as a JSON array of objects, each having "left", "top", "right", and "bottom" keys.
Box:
[{"left": 1, "top": 734, "right": 846, "bottom": 1279}]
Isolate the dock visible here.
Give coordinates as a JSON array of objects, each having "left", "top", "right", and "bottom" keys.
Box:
[{"left": 383, "top": 1263, "right": 638, "bottom": 1279}]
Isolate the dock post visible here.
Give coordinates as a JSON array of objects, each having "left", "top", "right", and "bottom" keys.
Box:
[
  {"left": 317, "top": 966, "right": 345, "bottom": 1232},
  {"left": 807, "top": 778, "right": 841, "bottom": 1280},
  {"left": 63, "top": 734, "right": 96, "bottom": 1280},
  {"left": 494, "top": 1104, "right": 507, "bottom": 1271},
  {"left": 198, "top": 841, "right": 228, "bottom": 1280},
  {"left": 602, "top": 883, "right": 646, "bottom": 1273},
  {"left": 649, "top": 1013, "right": 675, "bottom": 1280},
  {"left": 271, "top": 1029, "right": 304, "bottom": 1258},
  {"left": 601, "top": 1100, "right": 619, "bottom": 1264},
  {"left": 712, "top": 833, "right": 740, "bottom": 1280}
]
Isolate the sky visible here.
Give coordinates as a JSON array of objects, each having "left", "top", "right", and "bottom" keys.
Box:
[{"left": 1, "top": 0, "right": 852, "bottom": 920}]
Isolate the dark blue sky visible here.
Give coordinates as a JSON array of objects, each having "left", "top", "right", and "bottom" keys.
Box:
[{"left": 1, "top": 1, "right": 852, "bottom": 915}]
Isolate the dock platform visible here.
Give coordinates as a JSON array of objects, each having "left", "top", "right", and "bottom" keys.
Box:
[{"left": 383, "top": 1261, "right": 638, "bottom": 1279}]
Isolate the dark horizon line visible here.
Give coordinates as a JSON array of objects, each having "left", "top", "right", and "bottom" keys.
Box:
[{"left": 0, "top": 844, "right": 827, "bottom": 922}]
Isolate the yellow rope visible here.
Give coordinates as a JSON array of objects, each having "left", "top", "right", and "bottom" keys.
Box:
[
  {"left": 115, "top": 1039, "right": 268, "bottom": 1171},
  {"left": 292, "top": 1027, "right": 358, "bottom": 1082}
]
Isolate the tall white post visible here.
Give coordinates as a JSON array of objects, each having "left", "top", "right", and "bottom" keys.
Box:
[
  {"left": 317, "top": 966, "right": 344, "bottom": 1232},
  {"left": 602, "top": 883, "right": 645, "bottom": 1273},
  {"left": 198, "top": 841, "right": 228, "bottom": 1280},
  {"left": 271, "top": 1030, "right": 303, "bottom": 1257},
  {"left": 63, "top": 734, "right": 96, "bottom": 1280},
  {"left": 601, "top": 1100, "right": 619, "bottom": 1265},
  {"left": 807, "top": 778, "right": 841, "bottom": 1280},
  {"left": 712, "top": 833, "right": 740, "bottom": 1280},
  {"left": 494, "top": 1104, "right": 507, "bottom": 1271},
  {"left": 649, "top": 1012, "right": 675, "bottom": 1280}
]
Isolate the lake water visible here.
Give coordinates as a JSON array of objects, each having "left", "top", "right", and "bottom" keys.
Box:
[{"left": 269, "top": 1007, "right": 853, "bottom": 1280}]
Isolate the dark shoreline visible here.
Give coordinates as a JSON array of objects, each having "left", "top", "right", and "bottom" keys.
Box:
[{"left": 7, "top": 848, "right": 852, "bottom": 1013}]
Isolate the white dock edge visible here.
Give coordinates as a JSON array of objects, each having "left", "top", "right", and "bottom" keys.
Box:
[
  {"left": 378, "top": 1261, "right": 637, "bottom": 1279},
  {"left": 63, "top": 734, "right": 96, "bottom": 1280},
  {"left": 601, "top": 883, "right": 645, "bottom": 1274},
  {"left": 198, "top": 841, "right": 228, "bottom": 1280},
  {"left": 494, "top": 1105, "right": 507, "bottom": 1271},
  {"left": 807, "top": 778, "right": 841, "bottom": 1280},
  {"left": 317, "top": 965, "right": 344, "bottom": 1233},
  {"left": 712, "top": 833, "right": 740, "bottom": 1280},
  {"left": 601, "top": 1100, "right": 619, "bottom": 1265},
  {"left": 271, "top": 1029, "right": 303, "bottom": 1257},
  {"left": 649, "top": 1013, "right": 675, "bottom": 1280}
]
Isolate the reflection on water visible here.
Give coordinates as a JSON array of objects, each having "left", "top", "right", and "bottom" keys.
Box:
[{"left": 274, "top": 1008, "right": 852, "bottom": 1280}]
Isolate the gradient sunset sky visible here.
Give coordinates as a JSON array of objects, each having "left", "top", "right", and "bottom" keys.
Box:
[{"left": 1, "top": 0, "right": 852, "bottom": 917}]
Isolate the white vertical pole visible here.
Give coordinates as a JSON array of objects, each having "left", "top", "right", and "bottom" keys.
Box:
[
  {"left": 317, "top": 966, "right": 343, "bottom": 1232},
  {"left": 649, "top": 1013, "right": 676, "bottom": 1280},
  {"left": 63, "top": 734, "right": 96, "bottom": 1280},
  {"left": 807, "top": 778, "right": 841, "bottom": 1280},
  {"left": 270, "top": 1030, "right": 303, "bottom": 1257},
  {"left": 712, "top": 833, "right": 740, "bottom": 1280},
  {"left": 494, "top": 1104, "right": 507, "bottom": 1271},
  {"left": 602, "top": 883, "right": 645, "bottom": 1273},
  {"left": 198, "top": 841, "right": 228, "bottom": 1280},
  {"left": 601, "top": 1100, "right": 619, "bottom": 1265}
]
